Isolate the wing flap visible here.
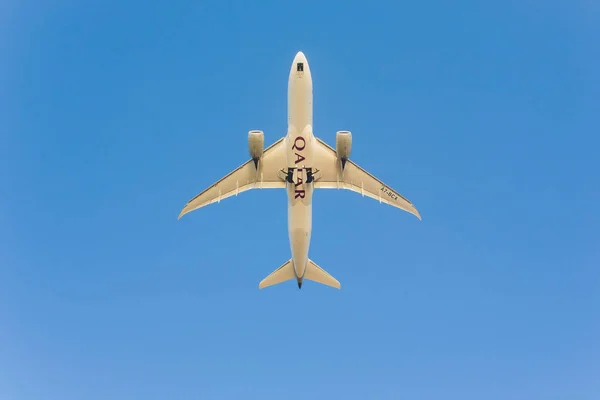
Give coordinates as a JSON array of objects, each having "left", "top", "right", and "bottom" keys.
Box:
[
  {"left": 179, "top": 138, "right": 287, "bottom": 218},
  {"left": 312, "top": 137, "right": 421, "bottom": 220}
]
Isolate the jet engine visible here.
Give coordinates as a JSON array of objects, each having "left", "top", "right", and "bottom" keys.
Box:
[
  {"left": 335, "top": 130, "right": 352, "bottom": 169},
  {"left": 248, "top": 130, "right": 265, "bottom": 163}
]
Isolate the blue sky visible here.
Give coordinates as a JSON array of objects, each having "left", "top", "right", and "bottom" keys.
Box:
[{"left": 1, "top": 1, "right": 599, "bottom": 399}]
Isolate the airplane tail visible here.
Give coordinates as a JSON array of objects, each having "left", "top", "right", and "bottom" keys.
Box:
[
  {"left": 305, "top": 259, "right": 341, "bottom": 289},
  {"left": 259, "top": 259, "right": 296, "bottom": 289},
  {"left": 258, "top": 258, "right": 341, "bottom": 289}
]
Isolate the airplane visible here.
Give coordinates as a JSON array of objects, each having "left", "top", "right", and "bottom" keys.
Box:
[{"left": 178, "top": 51, "right": 421, "bottom": 290}]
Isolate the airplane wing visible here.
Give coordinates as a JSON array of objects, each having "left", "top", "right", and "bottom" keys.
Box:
[
  {"left": 312, "top": 137, "right": 421, "bottom": 220},
  {"left": 178, "top": 137, "right": 287, "bottom": 219}
]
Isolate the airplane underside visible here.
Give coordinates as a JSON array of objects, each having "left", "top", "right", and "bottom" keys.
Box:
[{"left": 178, "top": 51, "right": 421, "bottom": 290}]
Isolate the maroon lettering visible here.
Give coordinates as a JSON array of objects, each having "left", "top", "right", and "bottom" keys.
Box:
[
  {"left": 292, "top": 137, "right": 306, "bottom": 199},
  {"left": 295, "top": 168, "right": 304, "bottom": 187},
  {"left": 292, "top": 136, "right": 305, "bottom": 151},
  {"left": 294, "top": 152, "right": 305, "bottom": 164}
]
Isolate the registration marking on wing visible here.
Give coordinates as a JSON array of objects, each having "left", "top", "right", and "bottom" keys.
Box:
[{"left": 380, "top": 186, "right": 399, "bottom": 201}]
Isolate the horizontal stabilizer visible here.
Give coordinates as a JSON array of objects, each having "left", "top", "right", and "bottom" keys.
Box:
[
  {"left": 305, "top": 259, "right": 341, "bottom": 289},
  {"left": 259, "top": 259, "right": 296, "bottom": 289}
]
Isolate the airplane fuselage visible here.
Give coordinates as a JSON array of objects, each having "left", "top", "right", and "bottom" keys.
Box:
[{"left": 285, "top": 52, "right": 314, "bottom": 286}]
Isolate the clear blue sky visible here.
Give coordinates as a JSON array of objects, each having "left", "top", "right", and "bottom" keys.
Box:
[{"left": 1, "top": 1, "right": 599, "bottom": 399}]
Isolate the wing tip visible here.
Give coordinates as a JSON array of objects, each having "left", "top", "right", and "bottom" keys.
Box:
[
  {"left": 411, "top": 206, "right": 422, "bottom": 220},
  {"left": 178, "top": 206, "right": 190, "bottom": 220}
]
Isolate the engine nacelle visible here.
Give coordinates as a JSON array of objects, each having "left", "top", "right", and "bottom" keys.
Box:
[
  {"left": 248, "top": 130, "right": 265, "bottom": 162},
  {"left": 335, "top": 131, "right": 352, "bottom": 168}
]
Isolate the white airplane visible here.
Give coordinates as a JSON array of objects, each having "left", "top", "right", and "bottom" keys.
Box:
[{"left": 178, "top": 51, "right": 421, "bottom": 290}]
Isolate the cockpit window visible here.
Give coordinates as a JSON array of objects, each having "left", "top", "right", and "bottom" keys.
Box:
[{"left": 296, "top": 62, "right": 304, "bottom": 72}]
